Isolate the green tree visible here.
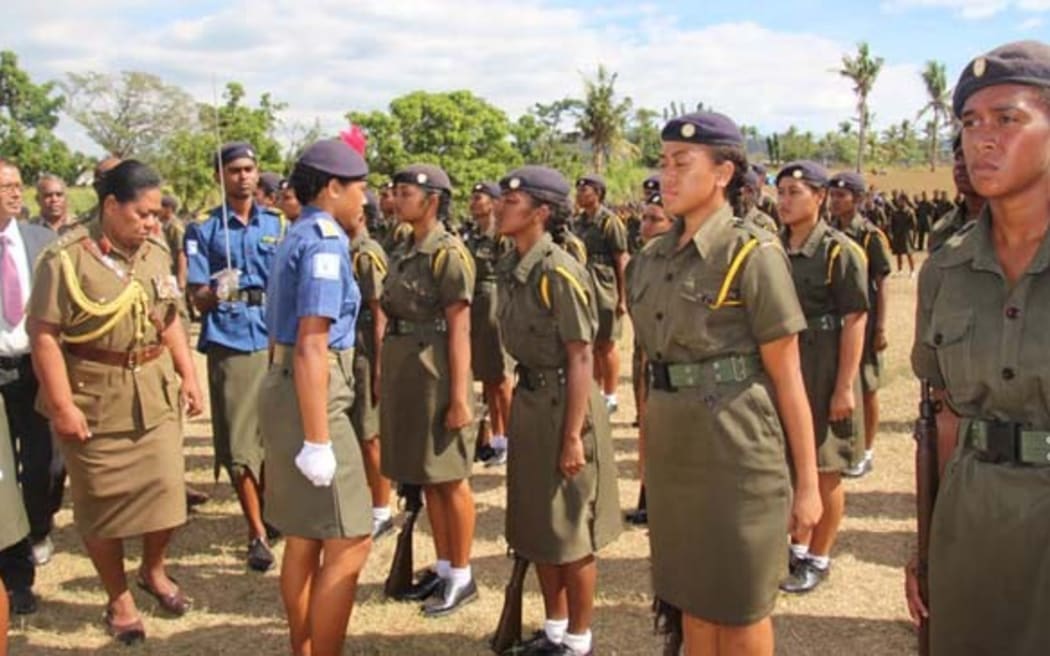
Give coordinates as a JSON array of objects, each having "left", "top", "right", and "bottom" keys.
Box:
[
  {"left": 838, "top": 42, "right": 884, "bottom": 173},
  {"left": 63, "top": 70, "right": 195, "bottom": 159},
  {"left": 348, "top": 90, "right": 522, "bottom": 207},
  {"left": 0, "top": 50, "right": 81, "bottom": 182},
  {"left": 916, "top": 60, "right": 953, "bottom": 172},
  {"left": 573, "top": 65, "right": 634, "bottom": 173},
  {"left": 628, "top": 108, "right": 662, "bottom": 169}
]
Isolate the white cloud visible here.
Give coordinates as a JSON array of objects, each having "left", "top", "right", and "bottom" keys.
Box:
[
  {"left": 880, "top": 0, "right": 1050, "bottom": 18},
  {"left": 1, "top": 1, "right": 934, "bottom": 155},
  {"left": 1018, "top": 15, "right": 1046, "bottom": 27}
]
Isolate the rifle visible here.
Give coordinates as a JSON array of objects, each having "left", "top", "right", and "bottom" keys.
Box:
[
  {"left": 384, "top": 483, "right": 424, "bottom": 599},
  {"left": 490, "top": 553, "right": 530, "bottom": 654},
  {"left": 652, "top": 597, "right": 682, "bottom": 656},
  {"left": 914, "top": 380, "right": 939, "bottom": 656}
]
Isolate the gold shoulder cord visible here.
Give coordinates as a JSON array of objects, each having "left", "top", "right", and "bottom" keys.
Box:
[
  {"left": 58, "top": 250, "right": 150, "bottom": 344},
  {"left": 708, "top": 238, "right": 759, "bottom": 309}
]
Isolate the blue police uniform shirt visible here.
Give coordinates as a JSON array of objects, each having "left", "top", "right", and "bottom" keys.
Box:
[
  {"left": 184, "top": 202, "right": 284, "bottom": 353},
  {"left": 265, "top": 206, "right": 359, "bottom": 350}
]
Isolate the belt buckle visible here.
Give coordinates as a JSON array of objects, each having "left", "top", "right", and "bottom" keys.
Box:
[{"left": 125, "top": 350, "right": 141, "bottom": 371}]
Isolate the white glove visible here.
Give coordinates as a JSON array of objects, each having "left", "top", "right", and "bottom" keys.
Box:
[
  {"left": 294, "top": 441, "right": 336, "bottom": 487},
  {"left": 213, "top": 268, "right": 241, "bottom": 302}
]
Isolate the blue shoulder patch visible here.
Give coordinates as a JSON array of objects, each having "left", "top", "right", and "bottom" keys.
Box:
[{"left": 315, "top": 219, "right": 342, "bottom": 239}]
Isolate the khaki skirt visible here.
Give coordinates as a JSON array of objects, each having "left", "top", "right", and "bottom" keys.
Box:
[
  {"left": 0, "top": 397, "right": 29, "bottom": 551},
  {"left": 799, "top": 327, "right": 862, "bottom": 473},
  {"left": 506, "top": 376, "right": 622, "bottom": 564},
  {"left": 206, "top": 346, "right": 267, "bottom": 482},
  {"left": 60, "top": 419, "right": 186, "bottom": 539},
  {"left": 646, "top": 377, "right": 791, "bottom": 626},
  {"left": 260, "top": 348, "right": 372, "bottom": 540},
  {"left": 470, "top": 283, "right": 513, "bottom": 383},
  {"left": 928, "top": 446, "right": 1050, "bottom": 655},
  {"left": 380, "top": 332, "right": 473, "bottom": 484}
]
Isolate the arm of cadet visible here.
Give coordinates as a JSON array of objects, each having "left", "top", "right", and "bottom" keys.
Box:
[
  {"left": 28, "top": 318, "right": 90, "bottom": 441},
  {"left": 161, "top": 315, "right": 204, "bottom": 417},
  {"left": 176, "top": 252, "right": 188, "bottom": 292},
  {"left": 369, "top": 299, "right": 386, "bottom": 406},
  {"left": 613, "top": 251, "right": 629, "bottom": 316},
  {"left": 444, "top": 300, "right": 473, "bottom": 430},
  {"left": 560, "top": 340, "right": 592, "bottom": 478},
  {"left": 294, "top": 316, "right": 333, "bottom": 444},
  {"left": 874, "top": 277, "right": 889, "bottom": 349},
  {"left": 188, "top": 284, "right": 217, "bottom": 314},
  {"left": 933, "top": 388, "right": 960, "bottom": 479},
  {"left": 760, "top": 334, "right": 821, "bottom": 536},
  {"left": 830, "top": 311, "right": 867, "bottom": 421}
]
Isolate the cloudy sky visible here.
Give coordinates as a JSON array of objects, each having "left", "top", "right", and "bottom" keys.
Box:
[{"left": 3, "top": 0, "right": 1048, "bottom": 154}]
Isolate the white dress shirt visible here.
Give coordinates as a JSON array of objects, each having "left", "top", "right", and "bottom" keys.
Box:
[{"left": 0, "top": 218, "right": 31, "bottom": 356}]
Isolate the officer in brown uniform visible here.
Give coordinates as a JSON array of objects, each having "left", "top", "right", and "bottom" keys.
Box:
[
  {"left": 276, "top": 178, "right": 302, "bottom": 223},
  {"left": 28, "top": 160, "right": 204, "bottom": 645},
  {"left": 888, "top": 193, "right": 916, "bottom": 275},
  {"left": 907, "top": 41, "right": 1050, "bottom": 655},
  {"left": 349, "top": 189, "right": 393, "bottom": 539},
  {"left": 738, "top": 170, "right": 778, "bottom": 233},
  {"left": 630, "top": 112, "right": 821, "bottom": 653},
  {"left": 774, "top": 161, "right": 869, "bottom": 594},
  {"left": 928, "top": 133, "right": 986, "bottom": 253},
  {"left": 380, "top": 164, "right": 479, "bottom": 616},
  {"left": 496, "top": 165, "right": 621, "bottom": 656},
  {"left": 751, "top": 163, "right": 779, "bottom": 223},
  {"left": 464, "top": 181, "right": 514, "bottom": 467},
  {"left": 573, "top": 175, "right": 628, "bottom": 413},
  {"left": 829, "top": 172, "right": 894, "bottom": 479}
]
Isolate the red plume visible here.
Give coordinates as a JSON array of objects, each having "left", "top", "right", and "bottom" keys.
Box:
[{"left": 340, "top": 124, "right": 367, "bottom": 156}]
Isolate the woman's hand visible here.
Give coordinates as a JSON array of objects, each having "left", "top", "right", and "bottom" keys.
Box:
[
  {"left": 560, "top": 433, "right": 586, "bottom": 478},
  {"left": 905, "top": 553, "right": 929, "bottom": 626},
  {"left": 788, "top": 483, "right": 822, "bottom": 543},
  {"left": 445, "top": 398, "right": 473, "bottom": 431},
  {"left": 829, "top": 385, "right": 855, "bottom": 422},
  {"left": 181, "top": 379, "right": 204, "bottom": 417},
  {"left": 52, "top": 403, "right": 91, "bottom": 442}
]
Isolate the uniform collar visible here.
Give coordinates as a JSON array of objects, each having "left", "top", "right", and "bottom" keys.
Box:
[
  {"left": 512, "top": 232, "right": 553, "bottom": 283},
  {"left": 408, "top": 222, "right": 447, "bottom": 256},
  {"left": 781, "top": 219, "right": 829, "bottom": 259},
  {"left": 87, "top": 218, "right": 141, "bottom": 263},
  {"left": 214, "top": 201, "right": 266, "bottom": 226},
  {"left": 578, "top": 205, "right": 608, "bottom": 224},
  {"left": 657, "top": 203, "right": 735, "bottom": 259},
  {"left": 959, "top": 207, "right": 1050, "bottom": 277}
]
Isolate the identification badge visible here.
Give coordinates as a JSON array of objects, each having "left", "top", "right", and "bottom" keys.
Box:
[
  {"left": 186, "top": 239, "right": 199, "bottom": 256},
  {"left": 313, "top": 253, "right": 340, "bottom": 280}
]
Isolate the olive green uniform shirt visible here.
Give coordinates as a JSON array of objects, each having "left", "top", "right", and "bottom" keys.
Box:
[{"left": 573, "top": 206, "right": 627, "bottom": 312}]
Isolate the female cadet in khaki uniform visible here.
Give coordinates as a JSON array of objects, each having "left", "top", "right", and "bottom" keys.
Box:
[
  {"left": 27, "top": 160, "right": 204, "bottom": 644},
  {"left": 350, "top": 191, "right": 393, "bottom": 539},
  {"left": 261, "top": 138, "right": 374, "bottom": 656},
  {"left": 0, "top": 396, "right": 29, "bottom": 652},
  {"left": 773, "top": 161, "right": 869, "bottom": 594},
  {"left": 380, "top": 164, "right": 478, "bottom": 616},
  {"left": 495, "top": 166, "right": 622, "bottom": 655},
  {"left": 907, "top": 40, "right": 1050, "bottom": 655},
  {"left": 628, "top": 113, "right": 821, "bottom": 655},
  {"left": 465, "top": 181, "right": 514, "bottom": 466}
]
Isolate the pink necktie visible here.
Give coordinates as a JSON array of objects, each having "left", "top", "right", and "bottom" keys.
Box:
[{"left": 1, "top": 235, "right": 24, "bottom": 326}]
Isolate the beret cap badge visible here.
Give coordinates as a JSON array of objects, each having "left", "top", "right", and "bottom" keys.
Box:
[
  {"left": 508, "top": 178, "right": 521, "bottom": 189},
  {"left": 680, "top": 123, "right": 697, "bottom": 138},
  {"left": 973, "top": 57, "right": 987, "bottom": 78},
  {"left": 416, "top": 173, "right": 428, "bottom": 185},
  {"left": 792, "top": 169, "right": 803, "bottom": 179}
]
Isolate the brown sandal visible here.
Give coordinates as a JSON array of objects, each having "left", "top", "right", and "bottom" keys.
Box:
[
  {"left": 136, "top": 574, "right": 192, "bottom": 616},
  {"left": 104, "top": 608, "right": 146, "bottom": 645}
]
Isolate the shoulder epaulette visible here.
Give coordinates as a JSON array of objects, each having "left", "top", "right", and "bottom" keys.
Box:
[
  {"left": 538, "top": 258, "right": 590, "bottom": 311},
  {"left": 315, "top": 219, "right": 341, "bottom": 239},
  {"left": 147, "top": 234, "right": 170, "bottom": 252},
  {"left": 431, "top": 236, "right": 476, "bottom": 279}
]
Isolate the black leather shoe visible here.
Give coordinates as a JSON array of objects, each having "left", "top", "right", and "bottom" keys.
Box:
[
  {"left": 247, "top": 538, "right": 274, "bottom": 572},
  {"left": 422, "top": 577, "right": 478, "bottom": 617},
  {"left": 475, "top": 444, "right": 497, "bottom": 463},
  {"left": 9, "top": 587, "right": 38, "bottom": 615},
  {"left": 371, "top": 517, "right": 395, "bottom": 541},
  {"left": 779, "top": 559, "right": 828, "bottom": 594},
  {"left": 264, "top": 522, "right": 283, "bottom": 542},
  {"left": 396, "top": 569, "right": 444, "bottom": 601},
  {"left": 624, "top": 507, "right": 647, "bottom": 525}
]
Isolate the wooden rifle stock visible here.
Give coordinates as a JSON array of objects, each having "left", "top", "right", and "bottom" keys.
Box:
[
  {"left": 384, "top": 484, "right": 423, "bottom": 599},
  {"left": 490, "top": 553, "right": 530, "bottom": 654},
  {"left": 914, "top": 381, "right": 939, "bottom": 656}
]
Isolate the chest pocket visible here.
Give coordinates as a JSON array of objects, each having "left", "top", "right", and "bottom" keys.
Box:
[{"left": 925, "top": 309, "right": 977, "bottom": 405}]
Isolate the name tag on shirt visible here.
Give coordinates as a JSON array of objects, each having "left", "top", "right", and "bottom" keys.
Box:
[
  {"left": 186, "top": 239, "right": 199, "bottom": 256},
  {"left": 313, "top": 253, "right": 340, "bottom": 280}
]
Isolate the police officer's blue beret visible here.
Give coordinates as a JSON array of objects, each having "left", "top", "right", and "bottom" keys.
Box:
[
  {"left": 215, "top": 141, "right": 256, "bottom": 169},
  {"left": 953, "top": 40, "right": 1050, "bottom": 118},
  {"left": 829, "top": 171, "right": 866, "bottom": 195},
  {"left": 643, "top": 174, "right": 660, "bottom": 193},
  {"left": 500, "top": 166, "right": 570, "bottom": 206},
  {"left": 661, "top": 112, "right": 744, "bottom": 147},
  {"left": 298, "top": 138, "right": 368, "bottom": 179},
  {"left": 576, "top": 174, "right": 606, "bottom": 195},
  {"left": 645, "top": 191, "right": 663, "bottom": 206},
  {"left": 472, "top": 181, "right": 501, "bottom": 198},
  {"left": 776, "top": 160, "right": 829, "bottom": 187},
  {"left": 742, "top": 170, "right": 762, "bottom": 192},
  {"left": 393, "top": 164, "right": 452, "bottom": 194},
  {"left": 258, "top": 172, "right": 282, "bottom": 195}
]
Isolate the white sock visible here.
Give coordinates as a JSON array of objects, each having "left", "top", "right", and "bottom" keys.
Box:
[
  {"left": 449, "top": 565, "right": 472, "bottom": 587},
  {"left": 491, "top": 435, "right": 508, "bottom": 450},
  {"left": 790, "top": 544, "right": 809, "bottom": 561},
  {"left": 436, "top": 559, "right": 451, "bottom": 579},
  {"left": 864, "top": 449, "right": 874, "bottom": 461},
  {"left": 563, "top": 630, "right": 593, "bottom": 655},
  {"left": 604, "top": 393, "right": 618, "bottom": 405},
  {"left": 809, "top": 554, "right": 831, "bottom": 570},
  {"left": 372, "top": 506, "right": 392, "bottom": 522},
  {"left": 544, "top": 618, "right": 568, "bottom": 644}
]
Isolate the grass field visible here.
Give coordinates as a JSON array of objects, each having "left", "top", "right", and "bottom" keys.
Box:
[{"left": 7, "top": 249, "right": 929, "bottom": 655}]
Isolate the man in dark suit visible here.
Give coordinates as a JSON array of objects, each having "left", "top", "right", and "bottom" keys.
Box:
[{"left": 0, "top": 158, "right": 59, "bottom": 615}]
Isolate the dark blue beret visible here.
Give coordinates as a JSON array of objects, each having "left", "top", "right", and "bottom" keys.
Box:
[
  {"left": 380, "top": 180, "right": 394, "bottom": 190},
  {"left": 645, "top": 191, "right": 663, "bottom": 206},
  {"left": 742, "top": 170, "right": 762, "bottom": 192},
  {"left": 364, "top": 189, "right": 378, "bottom": 207},
  {"left": 215, "top": 141, "right": 256, "bottom": 169},
  {"left": 500, "top": 165, "right": 570, "bottom": 206},
  {"left": 393, "top": 164, "right": 452, "bottom": 193},
  {"left": 258, "top": 171, "right": 282, "bottom": 195},
  {"left": 576, "top": 174, "right": 606, "bottom": 195},
  {"left": 661, "top": 112, "right": 744, "bottom": 147},
  {"left": 642, "top": 174, "right": 660, "bottom": 193},
  {"left": 954, "top": 40, "right": 1050, "bottom": 118},
  {"left": 829, "top": 171, "right": 866, "bottom": 195},
  {"left": 471, "top": 181, "right": 501, "bottom": 198},
  {"left": 751, "top": 163, "right": 767, "bottom": 178},
  {"left": 298, "top": 138, "right": 368, "bottom": 179},
  {"left": 776, "top": 160, "right": 829, "bottom": 187}
]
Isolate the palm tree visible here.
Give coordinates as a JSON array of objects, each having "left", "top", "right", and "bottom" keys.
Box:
[
  {"left": 916, "top": 60, "right": 952, "bottom": 172},
  {"left": 838, "top": 42, "right": 884, "bottom": 173},
  {"left": 575, "top": 65, "right": 634, "bottom": 173}
]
